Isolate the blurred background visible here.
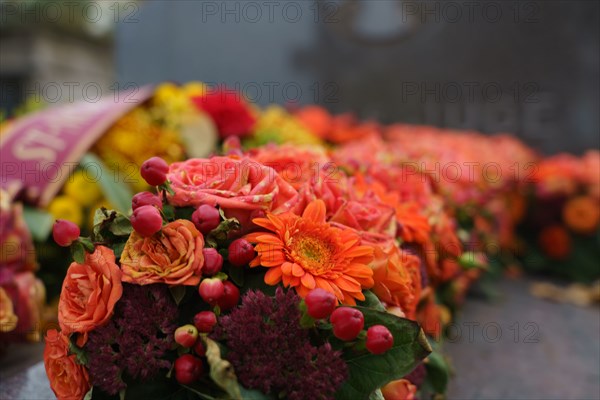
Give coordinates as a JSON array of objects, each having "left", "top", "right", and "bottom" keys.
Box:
[
  {"left": 1, "top": 0, "right": 599, "bottom": 154},
  {"left": 1, "top": 1, "right": 599, "bottom": 399}
]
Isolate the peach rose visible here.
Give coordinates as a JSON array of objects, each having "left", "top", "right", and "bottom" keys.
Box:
[
  {"left": 121, "top": 219, "right": 204, "bottom": 286},
  {"left": 44, "top": 329, "right": 90, "bottom": 400},
  {"left": 381, "top": 379, "right": 417, "bottom": 400},
  {"left": 58, "top": 246, "right": 122, "bottom": 345},
  {"left": 167, "top": 156, "right": 302, "bottom": 228},
  {"left": 330, "top": 196, "right": 396, "bottom": 235},
  {"left": 371, "top": 244, "right": 422, "bottom": 320}
]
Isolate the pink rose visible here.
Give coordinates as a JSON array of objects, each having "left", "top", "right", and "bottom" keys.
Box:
[{"left": 167, "top": 156, "right": 302, "bottom": 229}]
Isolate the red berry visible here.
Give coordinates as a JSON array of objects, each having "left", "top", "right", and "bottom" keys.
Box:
[
  {"left": 202, "top": 248, "right": 223, "bottom": 276},
  {"left": 174, "top": 354, "right": 203, "bottom": 384},
  {"left": 52, "top": 220, "right": 80, "bottom": 247},
  {"left": 216, "top": 281, "right": 240, "bottom": 311},
  {"left": 330, "top": 307, "right": 364, "bottom": 341},
  {"left": 228, "top": 239, "right": 255, "bottom": 267},
  {"left": 140, "top": 156, "right": 169, "bottom": 186},
  {"left": 132, "top": 191, "right": 162, "bottom": 210},
  {"left": 198, "top": 278, "right": 224, "bottom": 305},
  {"left": 193, "top": 311, "right": 217, "bottom": 333},
  {"left": 192, "top": 205, "right": 221, "bottom": 234},
  {"left": 130, "top": 205, "right": 163, "bottom": 237},
  {"left": 174, "top": 324, "right": 198, "bottom": 348},
  {"left": 305, "top": 288, "right": 337, "bottom": 319},
  {"left": 193, "top": 340, "right": 206, "bottom": 357},
  {"left": 366, "top": 325, "right": 394, "bottom": 355}
]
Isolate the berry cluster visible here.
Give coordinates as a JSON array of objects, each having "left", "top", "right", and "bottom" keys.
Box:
[{"left": 305, "top": 288, "right": 394, "bottom": 355}]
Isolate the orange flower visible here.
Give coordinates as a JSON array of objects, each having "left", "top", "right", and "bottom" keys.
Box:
[
  {"left": 371, "top": 245, "right": 422, "bottom": 320},
  {"left": 0, "top": 287, "right": 18, "bottom": 332},
  {"left": 58, "top": 246, "right": 122, "bottom": 345},
  {"left": 121, "top": 219, "right": 204, "bottom": 286},
  {"left": 381, "top": 379, "right": 417, "bottom": 400},
  {"left": 538, "top": 225, "right": 571, "bottom": 260},
  {"left": 562, "top": 195, "right": 600, "bottom": 234},
  {"left": 44, "top": 329, "right": 90, "bottom": 400},
  {"left": 245, "top": 199, "right": 374, "bottom": 305},
  {"left": 395, "top": 202, "right": 431, "bottom": 245}
]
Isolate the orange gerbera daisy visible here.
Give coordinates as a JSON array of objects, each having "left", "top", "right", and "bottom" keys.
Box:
[{"left": 245, "top": 199, "right": 374, "bottom": 305}]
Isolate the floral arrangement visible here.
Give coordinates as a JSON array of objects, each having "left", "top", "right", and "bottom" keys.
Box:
[
  {"left": 44, "top": 155, "right": 432, "bottom": 400},
  {"left": 519, "top": 150, "right": 600, "bottom": 282},
  {"left": 0, "top": 190, "right": 46, "bottom": 348}
]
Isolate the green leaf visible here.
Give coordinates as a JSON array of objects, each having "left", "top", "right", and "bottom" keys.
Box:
[
  {"left": 68, "top": 340, "right": 88, "bottom": 365},
  {"left": 335, "top": 307, "right": 431, "bottom": 400},
  {"left": 170, "top": 286, "right": 187, "bottom": 306},
  {"left": 357, "top": 290, "right": 386, "bottom": 312},
  {"left": 113, "top": 242, "right": 126, "bottom": 258},
  {"left": 108, "top": 214, "right": 133, "bottom": 236},
  {"left": 78, "top": 237, "right": 95, "bottom": 253},
  {"left": 80, "top": 154, "right": 133, "bottom": 214},
  {"left": 70, "top": 241, "right": 85, "bottom": 264},
  {"left": 22, "top": 206, "right": 54, "bottom": 242},
  {"left": 424, "top": 350, "right": 450, "bottom": 394},
  {"left": 227, "top": 264, "right": 245, "bottom": 286},
  {"left": 162, "top": 204, "right": 175, "bottom": 221},
  {"left": 368, "top": 389, "right": 384, "bottom": 400},
  {"left": 83, "top": 387, "right": 93, "bottom": 400}
]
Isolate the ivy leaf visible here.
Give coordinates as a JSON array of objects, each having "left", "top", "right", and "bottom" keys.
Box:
[
  {"left": 108, "top": 214, "right": 133, "bottom": 236},
  {"left": 78, "top": 237, "right": 95, "bottom": 253},
  {"left": 335, "top": 307, "right": 431, "bottom": 400},
  {"left": 70, "top": 241, "right": 85, "bottom": 264}
]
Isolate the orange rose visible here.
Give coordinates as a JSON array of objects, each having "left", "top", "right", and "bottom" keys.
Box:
[
  {"left": 44, "top": 329, "right": 90, "bottom": 400},
  {"left": 371, "top": 244, "right": 421, "bottom": 320},
  {"left": 58, "top": 246, "right": 122, "bottom": 345},
  {"left": 538, "top": 225, "right": 571, "bottom": 260},
  {"left": 381, "top": 379, "right": 417, "bottom": 400},
  {"left": 562, "top": 195, "right": 600, "bottom": 234},
  {"left": 121, "top": 219, "right": 204, "bottom": 286}
]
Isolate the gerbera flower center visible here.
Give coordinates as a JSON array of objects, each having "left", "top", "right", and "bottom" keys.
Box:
[{"left": 290, "top": 234, "right": 333, "bottom": 274}]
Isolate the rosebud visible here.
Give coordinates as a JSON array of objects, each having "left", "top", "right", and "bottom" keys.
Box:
[
  {"left": 330, "top": 307, "right": 364, "bottom": 341},
  {"left": 198, "top": 278, "right": 224, "bottom": 305},
  {"left": 193, "top": 340, "right": 206, "bottom": 357},
  {"left": 192, "top": 205, "right": 221, "bottom": 234},
  {"left": 174, "top": 354, "right": 203, "bottom": 384},
  {"left": 193, "top": 311, "right": 217, "bottom": 333},
  {"left": 132, "top": 191, "right": 163, "bottom": 211},
  {"left": 140, "top": 156, "right": 169, "bottom": 186},
  {"left": 366, "top": 325, "right": 394, "bottom": 355},
  {"left": 130, "top": 205, "right": 163, "bottom": 237},
  {"left": 52, "top": 219, "right": 80, "bottom": 247},
  {"left": 202, "top": 248, "right": 223, "bottom": 276},
  {"left": 305, "top": 288, "right": 337, "bottom": 319},
  {"left": 174, "top": 324, "right": 198, "bottom": 348},
  {"left": 228, "top": 238, "right": 255, "bottom": 267},
  {"left": 215, "top": 281, "right": 240, "bottom": 311}
]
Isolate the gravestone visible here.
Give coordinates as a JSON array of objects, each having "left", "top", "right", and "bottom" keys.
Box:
[{"left": 117, "top": 0, "right": 599, "bottom": 154}]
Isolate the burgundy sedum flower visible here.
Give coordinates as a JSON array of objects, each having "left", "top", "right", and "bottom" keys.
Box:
[
  {"left": 85, "top": 284, "right": 178, "bottom": 395},
  {"left": 215, "top": 288, "right": 347, "bottom": 400}
]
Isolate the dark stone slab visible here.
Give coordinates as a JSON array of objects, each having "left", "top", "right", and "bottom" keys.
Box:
[{"left": 445, "top": 277, "right": 600, "bottom": 400}]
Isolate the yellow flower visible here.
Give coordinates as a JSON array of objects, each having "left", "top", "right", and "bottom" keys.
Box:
[
  {"left": 182, "top": 81, "right": 207, "bottom": 97},
  {"left": 63, "top": 170, "right": 102, "bottom": 206},
  {"left": 48, "top": 196, "right": 83, "bottom": 226},
  {"left": 249, "top": 105, "right": 322, "bottom": 146}
]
